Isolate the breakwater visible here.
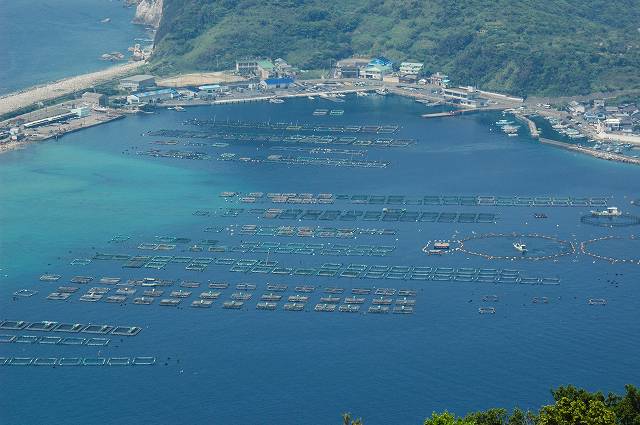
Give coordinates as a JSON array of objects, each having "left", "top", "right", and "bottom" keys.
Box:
[{"left": 539, "top": 137, "right": 640, "bottom": 165}]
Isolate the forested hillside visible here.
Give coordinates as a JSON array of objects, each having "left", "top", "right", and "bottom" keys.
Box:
[{"left": 152, "top": 0, "right": 640, "bottom": 96}]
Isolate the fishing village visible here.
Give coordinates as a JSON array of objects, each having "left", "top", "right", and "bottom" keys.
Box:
[{"left": 1, "top": 54, "right": 640, "bottom": 165}]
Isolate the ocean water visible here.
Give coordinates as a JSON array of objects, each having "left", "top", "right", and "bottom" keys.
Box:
[
  {"left": 1, "top": 96, "right": 639, "bottom": 424},
  {"left": 0, "top": 0, "right": 148, "bottom": 95}
]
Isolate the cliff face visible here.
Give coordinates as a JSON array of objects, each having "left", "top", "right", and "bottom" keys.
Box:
[{"left": 133, "top": 0, "right": 163, "bottom": 28}]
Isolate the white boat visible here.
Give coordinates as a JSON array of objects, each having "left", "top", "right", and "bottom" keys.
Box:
[
  {"left": 357, "top": 92, "right": 369, "bottom": 97},
  {"left": 502, "top": 125, "right": 520, "bottom": 134},
  {"left": 507, "top": 133, "right": 518, "bottom": 137},
  {"left": 495, "top": 119, "right": 513, "bottom": 125},
  {"left": 174, "top": 106, "right": 185, "bottom": 112},
  {"left": 590, "top": 206, "right": 622, "bottom": 217},
  {"left": 307, "top": 96, "right": 315, "bottom": 100},
  {"left": 513, "top": 242, "right": 527, "bottom": 253},
  {"left": 269, "top": 98, "right": 284, "bottom": 104},
  {"left": 375, "top": 88, "right": 388, "bottom": 96}
]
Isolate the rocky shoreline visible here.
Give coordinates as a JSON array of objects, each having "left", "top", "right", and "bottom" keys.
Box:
[{"left": 132, "top": 0, "right": 163, "bottom": 28}]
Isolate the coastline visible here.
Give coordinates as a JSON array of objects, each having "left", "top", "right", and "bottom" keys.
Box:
[
  {"left": 0, "top": 61, "right": 145, "bottom": 117},
  {"left": 1, "top": 70, "right": 638, "bottom": 166}
]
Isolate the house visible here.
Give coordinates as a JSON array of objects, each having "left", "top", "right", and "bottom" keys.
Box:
[
  {"left": 603, "top": 118, "right": 621, "bottom": 131},
  {"left": 81, "top": 92, "right": 108, "bottom": 107},
  {"left": 260, "top": 77, "right": 294, "bottom": 90},
  {"left": 619, "top": 116, "right": 634, "bottom": 132},
  {"left": 442, "top": 86, "right": 481, "bottom": 107},
  {"left": 335, "top": 58, "right": 371, "bottom": 79},
  {"left": 568, "top": 101, "right": 586, "bottom": 115},
  {"left": 197, "top": 84, "right": 227, "bottom": 100},
  {"left": 429, "top": 72, "right": 450, "bottom": 87},
  {"left": 605, "top": 106, "right": 620, "bottom": 115},
  {"left": 71, "top": 107, "right": 90, "bottom": 118},
  {"left": 126, "top": 88, "right": 178, "bottom": 104},
  {"left": 399, "top": 62, "right": 424, "bottom": 82},
  {"left": 274, "top": 58, "right": 295, "bottom": 76},
  {"left": 118, "top": 74, "right": 156, "bottom": 92},
  {"left": 362, "top": 57, "right": 394, "bottom": 80},
  {"left": 236, "top": 58, "right": 259, "bottom": 75},
  {"left": 362, "top": 65, "right": 385, "bottom": 80},
  {"left": 257, "top": 60, "right": 276, "bottom": 79}
]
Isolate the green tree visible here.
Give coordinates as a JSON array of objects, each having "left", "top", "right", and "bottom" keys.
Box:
[{"left": 538, "top": 397, "right": 616, "bottom": 425}]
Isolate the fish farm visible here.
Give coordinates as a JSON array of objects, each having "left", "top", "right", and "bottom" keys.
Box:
[
  {"left": 216, "top": 191, "right": 610, "bottom": 207},
  {"left": 203, "top": 207, "right": 498, "bottom": 223},
  {"left": 456, "top": 233, "right": 576, "bottom": 261},
  {"left": 0, "top": 356, "right": 156, "bottom": 367},
  {"left": 220, "top": 224, "right": 398, "bottom": 239},
  {"left": 147, "top": 130, "right": 415, "bottom": 147},
  {"left": 181, "top": 118, "right": 401, "bottom": 134},
  {"left": 3, "top": 91, "right": 639, "bottom": 425}
]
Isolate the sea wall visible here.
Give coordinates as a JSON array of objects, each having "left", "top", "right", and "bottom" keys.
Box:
[{"left": 133, "top": 0, "right": 163, "bottom": 28}]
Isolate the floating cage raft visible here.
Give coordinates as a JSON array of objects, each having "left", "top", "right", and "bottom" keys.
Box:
[
  {"left": 0, "top": 356, "right": 156, "bottom": 367},
  {"left": 0, "top": 321, "right": 141, "bottom": 336},
  {"left": 149, "top": 129, "right": 413, "bottom": 148},
  {"left": 217, "top": 192, "right": 609, "bottom": 208},
  {"left": 183, "top": 241, "right": 396, "bottom": 257},
  {"left": 224, "top": 224, "right": 397, "bottom": 239},
  {"left": 206, "top": 207, "right": 497, "bottom": 223},
  {"left": 178, "top": 119, "right": 400, "bottom": 134},
  {"left": 85, "top": 252, "right": 559, "bottom": 283},
  {"left": 0, "top": 335, "right": 110, "bottom": 346}
]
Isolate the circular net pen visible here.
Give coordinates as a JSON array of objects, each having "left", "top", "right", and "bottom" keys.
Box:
[
  {"left": 580, "top": 214, "right": 640, "bottom": 228},
  {"left": 580, "top": 236, "right": 640, "bottom": 265},
  {"left": 456, "top": 232, "right": 576, "bottom": 261}
]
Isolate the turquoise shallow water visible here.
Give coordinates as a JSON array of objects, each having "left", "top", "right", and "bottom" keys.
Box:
[
  {"left": 1, "top": 96, "right": 639, "bottom": 424},
  {"left": 0, "top": 0, "right": 147, "bottom": 94}
]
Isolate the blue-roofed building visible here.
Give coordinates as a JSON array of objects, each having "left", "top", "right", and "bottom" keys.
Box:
[
  {"left": 126, "top": 88, "right": 178, "bottom": 104},
  {"left": 260, "top": 77, "right": 295, "bottom": 89},
  {"left": 362, "top": 57, "right": 394, "bottom": 80}
]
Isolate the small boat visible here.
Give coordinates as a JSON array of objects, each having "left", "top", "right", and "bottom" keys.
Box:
[
  {"left": 173, "top": 106, "right": 185, "bottom": 112},
  {"left": 495, "top": 119, "right": 513, "bottom": 125},
  {"left": 513, "top": 242, "right": 527, "bottom": 253},
  {"left": 507, "top": 133, "right": 518, "bottom": 137},
  {"left": 356, "top": 92, "right": 369, "bottom": 97},
  {"left": 100, "top": 18, "right": 111, "bottom": 23},
  {"left": 590, "top": 207, "right": 622, "bottom": 217},
  {"left": 269, "top": 98, "right": 284, "bottom": 104},
  {"left": 375, "top": 88, "right": 389, "bottom": 96},
  {"left": 307, "top": 96, "right": 315, "bottom": 100},
  {"left": 433, "top": 241, "right": 450, "bottom": 250}
]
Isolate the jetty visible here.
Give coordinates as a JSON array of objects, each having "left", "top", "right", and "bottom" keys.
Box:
[
  {"left": 539, "top": 138, "right": 640, "bottom": 165},
  {"left": 514, "top": 114, "right": 540, "bottom": 138}
]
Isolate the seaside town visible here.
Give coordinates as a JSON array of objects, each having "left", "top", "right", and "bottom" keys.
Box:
[{"left": 1, "top": 54, "right": 640, "bottom": 164}]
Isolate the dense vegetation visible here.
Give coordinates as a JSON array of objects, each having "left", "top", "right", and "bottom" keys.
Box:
[
  {"left": 152, "top": 0, "right": 640, "bottom": 97},
  {"left": 342, "top": 385, "right": 640, "bottom": 425}
]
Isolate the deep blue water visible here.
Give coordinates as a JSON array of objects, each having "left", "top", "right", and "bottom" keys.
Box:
[
  {"left": 1, "top": 96, "right": 639, "bottom": 424},
  {"left": 0, "top": 0, "right": 147, "bottom": 95}
]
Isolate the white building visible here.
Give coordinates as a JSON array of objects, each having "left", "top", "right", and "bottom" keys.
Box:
[
  {"left": 126, "top": 88, "right": 178, "bottom": 104},
  {"left": 118, "top": 74, "right": 156, "bottom": 92}
]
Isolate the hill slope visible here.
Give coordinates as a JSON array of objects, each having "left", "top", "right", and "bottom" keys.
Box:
[{"left": 152, "top": 0, "right": 640, "bottom": 96}]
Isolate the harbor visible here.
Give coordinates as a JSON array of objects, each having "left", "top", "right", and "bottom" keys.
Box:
[{"left": 1, "top": 76, "right": 638, "bottom": 425}]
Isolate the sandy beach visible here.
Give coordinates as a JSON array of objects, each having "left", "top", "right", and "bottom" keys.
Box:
[{"left": 0, "top": 61, "right": 145, "bottom": 116}]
